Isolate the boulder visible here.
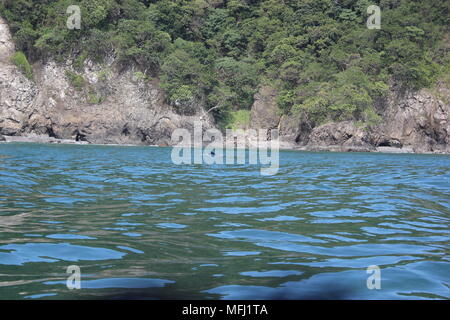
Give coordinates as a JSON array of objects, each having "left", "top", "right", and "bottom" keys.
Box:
[{"left": 307, "top": 121, "right": 375, "bottom": 150}]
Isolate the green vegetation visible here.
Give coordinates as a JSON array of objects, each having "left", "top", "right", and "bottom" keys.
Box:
[
  {"left": 133, "top": 71, "right": 150, "bottom": 82},
  {"left": 1, "top": 0, "right": 448, "bottom": 128},
  {"left": 65, "top": 70, "right": 85, "bottom": 91},
  {"left": 11, "top": 51, "right": 33, "bottom": 79},
  {"left": 98, "top": 68, "right": 112, "bottom": 82},
  {"left": 74, "top": 51, "right": 88, "bottom": 71},
  {"left": 87, "top": 90, "right": 104, "bottom": 104},
  {"left": 225, "top": 109, "right": 251, "bottom": 130}
]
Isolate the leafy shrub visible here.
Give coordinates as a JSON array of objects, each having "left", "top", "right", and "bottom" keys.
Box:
[
  {"left": 65, "top": 71, "right": 85, "bottom": 91},
  {"left": 11, "top": 51, "right": 33, "bottom": 80},
  {"left": 226, "top": 109, "right": 251, "bottom": 130},
  {"left": 74, "top": 52, "right": 88, "bottom": 71},
  {"left": 87, "top": 90, "right": 104, "bottom": 104}
]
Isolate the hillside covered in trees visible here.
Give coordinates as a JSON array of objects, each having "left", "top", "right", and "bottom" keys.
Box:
[{"left": 1, "top": 0, "right": 449, "bottom": 130}]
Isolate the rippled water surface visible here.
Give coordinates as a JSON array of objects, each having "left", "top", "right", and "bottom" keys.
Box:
[{"left": 0, "top": 143, "right": 449, "bottom": 299}]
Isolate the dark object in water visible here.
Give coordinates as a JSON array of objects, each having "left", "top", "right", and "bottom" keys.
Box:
[{"left": 210, "top": 150, "right": 216, "bottom": 156}]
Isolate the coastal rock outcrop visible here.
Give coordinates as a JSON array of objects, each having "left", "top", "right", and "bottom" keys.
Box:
[
  {"left": 306, "top": 121, "right": 375, "bottom": 152},
  {"left": 250, "top": 85, "right": 449, "bottom": 153},
  {"left": 0, "top": 17, "right": 214, "bottom": 146},
  {"left": 376, "top": 87, "right": 450, "bottom": 153}
]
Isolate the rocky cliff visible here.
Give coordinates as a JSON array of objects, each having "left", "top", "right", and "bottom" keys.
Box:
[
  {"left": 1, "top": 16, "right": 449, "bottom": 153},
  {"left": 0, "top": 17, "right": 214, "bottom": 146},
  {"left": 251, "top": 83, "right": 450, "bottom": 154}
]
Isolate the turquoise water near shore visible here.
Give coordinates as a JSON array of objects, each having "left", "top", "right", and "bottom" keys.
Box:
[{"left": 0, "top": 143, "right": 449, "bottom": 299}]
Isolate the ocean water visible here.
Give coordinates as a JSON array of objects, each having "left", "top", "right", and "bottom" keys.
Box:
[{"left": 0, "top": 143, "right": 449, "bottom": 299}]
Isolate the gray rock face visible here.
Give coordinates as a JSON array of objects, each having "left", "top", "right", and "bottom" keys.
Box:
[
  {"left": 0, "top": 18, "right": 38, "bottom": 136},
  {"left": 377, "top": 88, "right": 450, "bottom": 153},
  {"left": 0, "top": 17, "right": 214, "bottom": 146},
  {"left": 307, "top": 121, "right": 375, "bottom": 152},
  {"left": 250, "top": 86, "right": 280, "bottom": 129},
  {"left": 0, "top": 18, "right": 14, "bottom": 63}
]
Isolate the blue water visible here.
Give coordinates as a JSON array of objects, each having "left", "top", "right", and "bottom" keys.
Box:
[{"left": 0, "top": 143, "right": 449, "bottom": 299}]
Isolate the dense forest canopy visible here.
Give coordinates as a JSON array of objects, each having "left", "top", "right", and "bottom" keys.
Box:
[{"left": 1, "top": 0, "right": 449, "bottom": 129}]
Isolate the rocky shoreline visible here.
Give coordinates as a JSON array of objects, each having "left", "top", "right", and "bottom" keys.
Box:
[
  {"left": 3, "top": 133, "right": 448, "bottom": 155},
  {"left": 0, "top": 133, "right": 89, "bottom": 145},
  {"left": 0, "top": 134, "right": 161, "bottom": 147}
]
